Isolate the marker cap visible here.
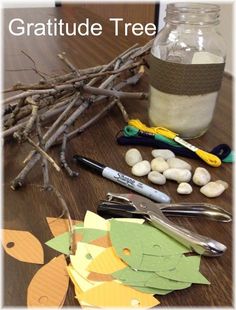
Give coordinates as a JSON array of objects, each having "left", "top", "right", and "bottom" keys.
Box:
[{"left": 73, "top": 155, "right": 105, "bottom": 175}]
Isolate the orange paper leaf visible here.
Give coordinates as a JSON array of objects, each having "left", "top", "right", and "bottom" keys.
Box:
[
  {"left": 27, "top": 255, "right": 69, "bottom": 307},
  {"left": 46, "top": 217, "right": 82, "bottom": 237},
  {"left": 2, "top": 229, "right": 44, "bottom": 264}
]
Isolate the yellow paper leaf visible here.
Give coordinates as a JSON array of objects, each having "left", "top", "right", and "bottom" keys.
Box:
[
  {"left": 87, "top": 247, "right": 127, "bottom": 274},
  {"left": 70, "top": 242, "right": 105, "bottom": 278},
  {"left": 77, "top": 281, "right": 160, "bottom": 308},
  {"left": 67, "top": 265, "right": 103, "bottom": 292},
  {"left": 84, "top": 211, "right": 109, "bottom": 231}
]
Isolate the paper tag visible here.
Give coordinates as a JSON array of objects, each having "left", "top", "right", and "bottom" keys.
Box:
[{"left": 174, "top": 137, "right": 198, "bottom": 152}]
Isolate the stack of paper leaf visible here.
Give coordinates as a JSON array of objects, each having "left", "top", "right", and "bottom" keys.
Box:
[{"left": 45, "top": 211, "right": 210, "bottom": 308}]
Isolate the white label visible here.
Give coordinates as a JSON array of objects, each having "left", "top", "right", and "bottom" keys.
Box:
[
  {"left": 102, "top": 167, "right": 170, "bottom": 203},
  {"left": 174, "top": 137, "right": 198, "bottom": 152}
]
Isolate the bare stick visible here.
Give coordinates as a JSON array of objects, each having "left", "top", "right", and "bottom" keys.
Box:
[
  {"left": 36, "top": 116, "right": 50, "bottom": 190},
  {"left": 42, "top": 93, "right": 80, "bottom": 142},
  {"left": 58, "top": 52, "right": 79, "bottom": 74},
  {"left": 11, "top": 153, "right": 41, "bottom": 190},
  {"left": 4, "top": 95, "right": 57, "bottom": 128},
  {"left": 65, "top": 99, "right": 118, "bottom": 140},
  {"left": 13, "top": 97, "right": 39, "bottom": 142},
  {"left": 26, "top": 137, "right": 61, "bottom": 172},
  {"left": 55, "top": 71, "right": 144, "bottom": 144},
  {"left": 3, "top": 84, "right": 75, "bottom": 105},
  {"left": 11, "top": 101, "right": 89, "bottom": 189},
  {"left": 22, "top": 94, "right": 79, "bottom": 164},
  {"left": 3, "top": 72, "right": 76, "bottom": 93},
  {"left": 116, "top": 99, "right": 130, "bottom": 122},
  {"left": 78, "top": 64, "right": 107, "bottom": 75},
  {"left": 60, "top": 131, "right": 79, "bottom": 177},
  {"left": 21, "top": 50, "right": 48, "bottom": 80},
  {"left": 4, "top": 98, "right": 25, "bottom": 128},
  {"left": 67, "top": 59, "right": 143, "bottom": 84},
  {"left": 87, "top": 43, "right": 139, "bottom": 86},
  {"left": 3, "top": 58, "right": 142, "bottom": 98},
  {"left": 42, "top": 158, "right": 50, "bottom": 189},
  {"left": 83, "top": 85, "right": 147, "bottom": 100},
  {"left": 130, "top": 38, "right": 154, "bottom": 60},
  {"left": 22, "top": 97, "right": 39, "bottom": 137},
  {"left": 49, "top": 185, "right": 76, "bottom": 254},
  {"left": 4, "top": 103, "right": 71, "bottom": 139}
]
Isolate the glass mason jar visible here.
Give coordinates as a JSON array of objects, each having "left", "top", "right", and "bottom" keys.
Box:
[{"left": 148, "top": 3, "right": 226, "bottom": 139}]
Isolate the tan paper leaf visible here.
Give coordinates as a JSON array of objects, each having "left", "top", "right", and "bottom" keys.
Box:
[
  {"left": 46, "top": 217, "right": 82, "bottom": 237},
  {"left": 87, "top": 272, "right": 114, "bottom": 282},
  {"left": 90, "top": 234, "right": 112, "bottom": 248},
  {"left": 2, "top": 229, "right": 44, "bottom": 264},
  {"left": 27, "top": 255, "right": 69, "bottom": 307}
]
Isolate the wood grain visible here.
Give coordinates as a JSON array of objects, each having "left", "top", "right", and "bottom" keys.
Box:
[
  {"left": 3, "top": 6, "right": 233, "bottom": 307},
  {"left": 63, "top": 3, "right": 155, "bottom": 34}
]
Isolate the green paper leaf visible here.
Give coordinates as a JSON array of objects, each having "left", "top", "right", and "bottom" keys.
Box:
[
  {"left": 45, "top": 228, "right": 107, "bottom": 255},
  {"left": 139, "top": 253, "right": 183, "bottom": 272},
  {"left": 45, "top": 231, "right": 71, "bottom": 255},
  {"left": 80, "top": 228, "right": 107, "bottom": 243},
  {"left": 146, "top": 273, "right": 192, "bottom": 290},
  {"left": 110, "top": 220, "right": 143, "bottom": 269},
  {"left": 109, "top": 220, "right": 188, "bottom": 270},
  {"left": 131, "top": 285, "right": 172, "bottom": 295},
  {"left": 74, "top": 223, "right": 84, "bottom": 228},
  {"left": 141, "top": 222, "right": 189, "bottom": 255},
  {"left": 156, "top": 255, "right": 210, "bottom": 285},
  {"left": 113, "top": 267, "right": 173, "bottom": 295},
  {"left": 113, "top": 266, "right": 153, "bottom": 283}
]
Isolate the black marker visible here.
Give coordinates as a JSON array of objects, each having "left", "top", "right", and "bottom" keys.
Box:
[{"left": 73, "top": 155, "right": 171, "bottom": 203}]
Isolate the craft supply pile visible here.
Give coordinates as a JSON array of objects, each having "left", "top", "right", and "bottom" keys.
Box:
[
  {"left": 2, "top": 193, "right": 232, "bottom": 307},
  {"left": 2, "top": 211, "right": 212, "bottom": 307}
]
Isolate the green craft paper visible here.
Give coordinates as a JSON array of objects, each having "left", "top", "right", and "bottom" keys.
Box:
[
  {"left": 112, "top": 262, "right": 181, "bottom": 294},
  {"left": 146, "top": 273, "right": 192, "bottom": 290},
  {"left": 156, "top": 255, "right": 210, "bottom": 285},
  {"left": 109, "top": 220, "right": 188, "bottom": 269},
  {"left": 45, "top": 228, "right": 107, "bottom": 255},
  {"left": 113, "top": 266, "right": 153, "bottom": 283},
  {"left": 141, "top": 223, "right": 189, "bottom": 256},
  {"left": 114, "top": 272, "right": 173, "bottom": 295},
  {"left": 122, "top": 279, "right": 174, "bottom": 294},
  {"left": 109, "top": 220, "right": 143, "bottom": 269},
  {"left": 130, "top": 285, "right": 172, "bottom": 295},
  {"left": 139, "top": 253, "right": 183, "bottom": 272},
  {"left": 45, "top": 231, "right": 71, "bottom": 255},
  {"left": 74, "top": 223, "right": 84, "bottom": 228},
  {"left": 80, "top": 228, "right": 107, "bottom": 243}
]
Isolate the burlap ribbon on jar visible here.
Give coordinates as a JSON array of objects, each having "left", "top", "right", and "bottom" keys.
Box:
[{"left": 149, "top": 54, "right": 225, "bottom": 95}]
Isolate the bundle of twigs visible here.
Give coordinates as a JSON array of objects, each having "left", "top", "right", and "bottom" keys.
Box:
[{"left": 3, "top": 39, "right": 153, "bottom": 192}]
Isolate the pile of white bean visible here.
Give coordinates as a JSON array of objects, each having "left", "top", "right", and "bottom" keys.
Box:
[{"left": 125, "top": 148, "right": 228, "bottom": 198}]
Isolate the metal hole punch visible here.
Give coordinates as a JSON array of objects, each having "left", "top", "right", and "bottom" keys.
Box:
[{"left": 97, "top": 193, "right": 232, "bottom": 257}]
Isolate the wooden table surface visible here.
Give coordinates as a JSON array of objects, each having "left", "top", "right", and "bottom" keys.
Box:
[{"left": 3, "top": 6, "right": 233, "bottom": 308}]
